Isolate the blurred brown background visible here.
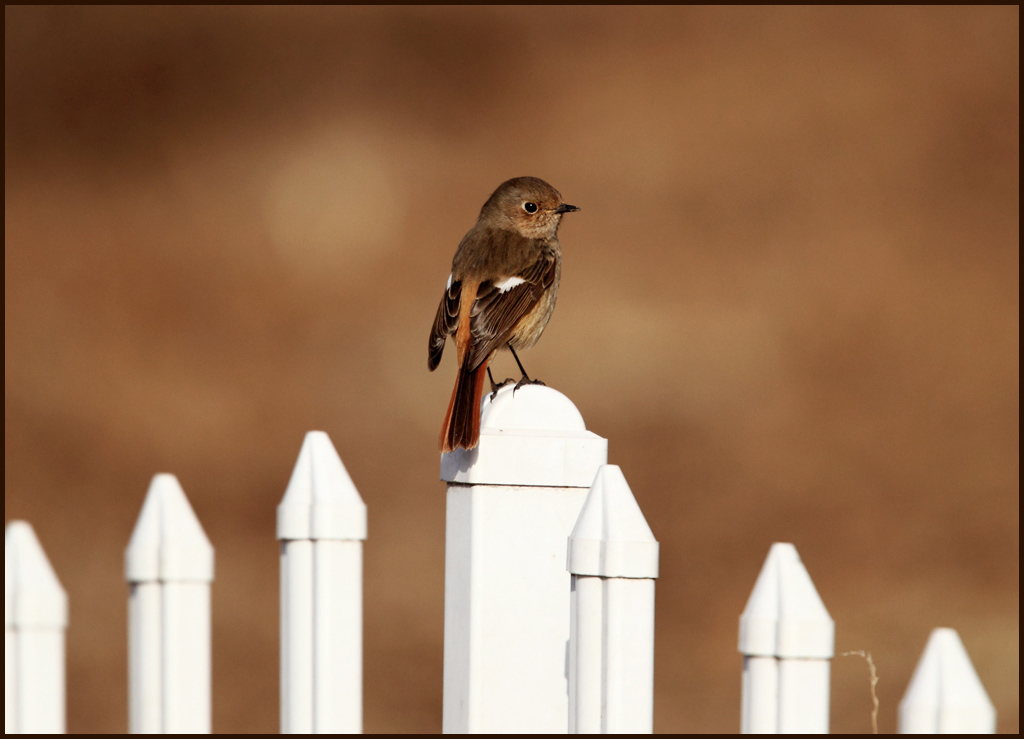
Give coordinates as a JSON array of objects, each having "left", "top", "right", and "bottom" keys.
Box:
[{"left": 5, "top": 6, "right": 1018, "bottom": 733}]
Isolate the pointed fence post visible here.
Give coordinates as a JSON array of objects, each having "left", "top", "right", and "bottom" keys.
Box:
[
  {"left": 898, "top": 628, "right": 996, "bottom": 733},
  {"left": 738, "top": 542, "right": 834, "bottom": 734},
  {"left": 5, "top": 521, "right": 68, "bottom": 734},
  {"left": 277, "top": 431, "right": 367, "bottom": 734},
  {"left": 441, "top": 384, "right": 608, "bottom": 733},
  {"left": 567, "top": 465, "right": 659, "bottom": 734},
  {"left": 125, "top": 474, "right": 214, "bottom": 734}
]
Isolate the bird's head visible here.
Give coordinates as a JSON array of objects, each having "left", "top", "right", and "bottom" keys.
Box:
[{"left": 480, "top": 176, "right": 579, "bottom": 240}]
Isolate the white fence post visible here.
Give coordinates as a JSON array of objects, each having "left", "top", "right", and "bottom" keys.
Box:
[
  {"left": 898, "top": 627, "right": 996, "bottom": 733},
  {"left": 125, "top": 474, "right": 214, "bottom": 734},
  {"left": 739, "top": 542, "right": 834, "bottom": 734},
  {"left": 277, "top": 431, "right": 366, "bottom": 734},
  {"left": 441, "top": 384, "right": 608, "bottom": 733},
  {"left": 5, "top": 521, "right": 68, "bottom": 734},
  {"left": 567, "top": 465, "right": 659, "bottom": 734}
]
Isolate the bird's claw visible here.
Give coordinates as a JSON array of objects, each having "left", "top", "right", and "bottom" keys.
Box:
[
  {"left": 489, "top": 377, "right": 515, "bottom": 401},
  {"left": 512, "top": 377, "right": 545, "bottom": 395}
]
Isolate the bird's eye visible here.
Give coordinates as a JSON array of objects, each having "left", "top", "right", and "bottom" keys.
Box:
[{"left": 523, "top": 202, "right": 538, "bottom": 214}]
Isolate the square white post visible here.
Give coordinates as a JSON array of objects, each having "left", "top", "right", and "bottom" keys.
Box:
[
  {"left": 898, "top": 628, "right": 996, "bottom": 733},
  {"left": 125, "top": 474, "right": 214, "bottom": 734},
  {"left": 5, "top": 521, "right": 68, "bottom": 734},
  {"left": 441, "top": 384, "right": 607, "bottom": 733},
  {"left": 277, "top": 431, "right": 367, "bottom": 734},
  {"left": 567, "top": 465, "right": 659, "bottom": 733},
  {"left": 739, "top": 543, "right": 834, "bottom": 734}
]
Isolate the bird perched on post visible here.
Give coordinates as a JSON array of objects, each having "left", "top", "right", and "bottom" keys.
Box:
[{"left": 428, "top": 176, "right": 579, "bottom": 453}]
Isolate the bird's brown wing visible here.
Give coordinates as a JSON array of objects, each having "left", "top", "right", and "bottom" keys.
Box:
[
  {"left": 428, "top": 278, "right": 461, "bottom": 371},
  {"left": 466, "top": 254, "right": 558, "bottom": 371}
]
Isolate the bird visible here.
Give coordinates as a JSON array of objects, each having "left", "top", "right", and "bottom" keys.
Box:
[{"left": 428, "top": 176, "right": 579, "bottom": 453}]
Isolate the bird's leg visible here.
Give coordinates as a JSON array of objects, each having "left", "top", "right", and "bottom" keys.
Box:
[
  {"left": 487, "top": 367, "right": 515, "bottom": 401},
  {"left": 508, "top": 344, "right": 545, "bottom": 394}
]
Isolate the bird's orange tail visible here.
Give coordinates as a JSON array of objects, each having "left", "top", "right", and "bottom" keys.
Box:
[{"left": 439, "top": 360, "right": 489, "bottom": 452}]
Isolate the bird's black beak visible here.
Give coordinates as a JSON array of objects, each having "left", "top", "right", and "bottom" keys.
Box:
[{"left": 555, "top": 203, "right": 580, "bottom": 214}]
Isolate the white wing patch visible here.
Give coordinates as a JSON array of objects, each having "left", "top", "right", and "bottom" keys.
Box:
[
  {"left": 446, "top": 273, "right": 453, "bottom": 290},
  {"left": 494, "top": 276, "right": 526, "bottom": 293}
]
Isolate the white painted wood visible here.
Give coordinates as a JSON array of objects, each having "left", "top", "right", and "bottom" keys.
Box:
[
  {"left": 568, "top": 576, "right": 603, "bottom": 734},
  {"left": 739, "top": 543, "right": 834, "bottom": 734},
  {"left": 162, "top": 583, "right": 212, "bottom": 733},
  {"left": 5, "top": 627, "right": 16, "bottom": 735},
  {"left": 125, "top": 474, "right": 214, "bottom": 734},
  {"left": 603, "top": 578, "right": 657, "bottom": 732},
  {"left": 898, "top": 628, "right": 996, "bottom": 733},
  {"left": 313, "top": 540, "right": 362, "bottom": 734},
  {"left": 442, "top": 384, "right": 607, "bottom": 733},
  {"left": 778, "top": 657, "right": 830, "bottom": 732},
  {"left": 741, "top": 656, "right": 778, "bottom": 733},
  {"left": 5, "top": 521, "right": 67, "bottom": 734},
  {"left": 568, "top": 465, "right": 658, "bottom": 734},
  {"left": 277, "top": 431, "right": 366, "bottom": 734},
  {"left": 280, "top": 540, "right": 314, "bottom": 734},
  {"left": 127, "top": 583, "right": 162, "bottom": 733}
]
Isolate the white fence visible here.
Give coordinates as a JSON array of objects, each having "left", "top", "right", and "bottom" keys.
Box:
[{"left": 4, "top": 385, "right": 997, "bottom": 734}]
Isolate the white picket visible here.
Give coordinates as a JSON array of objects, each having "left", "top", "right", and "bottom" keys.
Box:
[
  {"left": 567, "top": 464, "right": 659, "bottom": 734},
  {"left": 125, "top": 474, "right": 214, "bottom": 733},
  {"left": 739, "top": 542, "right": 834, "bottom": 733},
  {"left": 5, "top": 521, "right": 68, "bottom": 734},
  {"left": 898, "top": 627, "right": 996, "bottom": 733},
  {"left": 277, "top": 431, "right": 366, "bottom": 734}
]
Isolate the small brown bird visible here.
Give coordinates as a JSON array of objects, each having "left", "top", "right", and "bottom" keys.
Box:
[{"left": 429, "top": 177, "right": 579, "bottom": 452}]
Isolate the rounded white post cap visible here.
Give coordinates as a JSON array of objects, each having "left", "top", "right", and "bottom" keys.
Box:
[{"left": 440, "top": 384, "right": 608, "bottom": 487}]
